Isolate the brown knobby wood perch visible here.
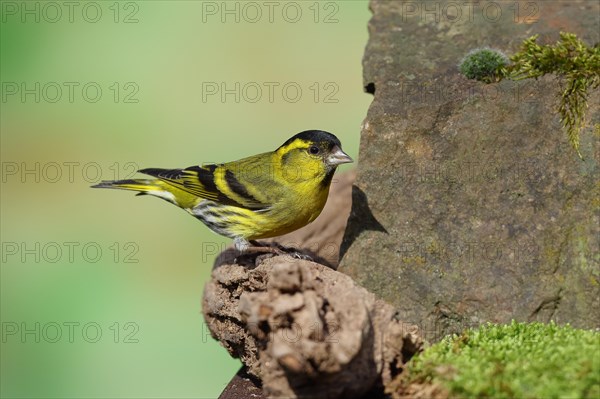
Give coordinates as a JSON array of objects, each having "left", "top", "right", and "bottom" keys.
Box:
[{"left": 203, "top": 172, "right": 423, "bottom": 398}]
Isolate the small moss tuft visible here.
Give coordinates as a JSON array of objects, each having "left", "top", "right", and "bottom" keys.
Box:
[
  {"left": 401, "top": 321, "right": 600, "bottom": 399},
  {"left": 459, "top": 47, "right": 509, "bottom": 83},
  {"left": 460, "top": 33, "right": 600, "bottom": 159}
]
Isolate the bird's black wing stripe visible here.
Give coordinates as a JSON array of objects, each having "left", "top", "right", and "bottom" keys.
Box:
[
  {"left": 224, "top": 169, "right": 263, "bottom": 206},
  {"left": 187, "top": 165, "right": 243, "bottom": 207},
  {"left": 184, "top": 165, "right": 219, "bottom": 193},
  {"left": 186, "top": 165, "right": 255, "bottom": 209},
  {"left": 141, "top": 166, "right": 224, "bottom": 202},
  {"left": 140, "top": 165, "right": 256, "bottom": 209}
]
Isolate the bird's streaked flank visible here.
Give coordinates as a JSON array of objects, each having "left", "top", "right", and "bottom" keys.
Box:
[{"left": 92, "top": 130, "right": 352, "bottom": 253}]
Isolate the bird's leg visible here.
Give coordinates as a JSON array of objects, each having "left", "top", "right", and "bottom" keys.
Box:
[
  {"left": 231, "top": 238, "right": 285, "bottom": 265},
  {"left": 233, "top": 237, "right": 282, "bottom": 254},
  {"left": 233, "top": 237, "right": 251, "bottom": 253},
  {"left": 232, "top": 238, "right": 311, "bottom": 261},
  {"left": 249, "top": 239, "right": 312, "bottom": 261}
]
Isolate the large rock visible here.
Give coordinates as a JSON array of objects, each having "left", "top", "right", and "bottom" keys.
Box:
[{"left": 339, "top": 0, "right": 600, "bottom": 341}]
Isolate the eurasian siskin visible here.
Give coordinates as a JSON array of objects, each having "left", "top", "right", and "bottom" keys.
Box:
[{"left": 92, "top": 130, "right": 352, "bottom": 252}]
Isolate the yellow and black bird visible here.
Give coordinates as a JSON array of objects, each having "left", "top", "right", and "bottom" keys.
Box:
[{"left": 92, "top": 130, "right": 352, "bottom": 252}]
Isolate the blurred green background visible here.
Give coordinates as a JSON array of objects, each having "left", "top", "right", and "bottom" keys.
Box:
[{"left": 0, "top": 1, "right": 370, "bottom": 398}]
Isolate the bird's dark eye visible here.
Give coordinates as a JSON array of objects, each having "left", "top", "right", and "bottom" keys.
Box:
[{"left": 309, "top": 146, "right": 320, "bottom": 155}]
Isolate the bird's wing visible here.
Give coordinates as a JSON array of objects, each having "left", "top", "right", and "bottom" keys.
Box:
[{"left": 139, "top": 164, "right": 269, "bottom": 210}]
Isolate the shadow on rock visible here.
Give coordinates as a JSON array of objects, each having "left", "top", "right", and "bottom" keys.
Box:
[{"left": 340, "top": 185, "right": 388, "bottom": 260}]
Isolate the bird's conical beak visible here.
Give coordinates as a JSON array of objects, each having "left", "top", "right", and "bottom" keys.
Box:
[{"left": 327, "top": 145, "right": 353, "bottom": 166}]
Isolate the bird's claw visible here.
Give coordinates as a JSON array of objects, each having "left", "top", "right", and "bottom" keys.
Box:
[
  {"left": 231, "top": 240, "right": 313, "bottom": 264},
  {"left": 290, "top": 251, "right": 312, "bottom": 261}
]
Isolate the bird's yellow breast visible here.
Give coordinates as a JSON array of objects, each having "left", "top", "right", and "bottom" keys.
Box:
[{"left": 247, "top": 175, "right": 331, "bottom": 239}]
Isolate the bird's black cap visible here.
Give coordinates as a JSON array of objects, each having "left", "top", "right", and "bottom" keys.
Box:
[{"left": 278, "top": 130, "right": 342, "bottom": 150}]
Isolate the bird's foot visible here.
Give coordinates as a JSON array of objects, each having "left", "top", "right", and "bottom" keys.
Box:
[
  {"left": 252, "top": 240, "right": 313, "bottom": 261},
  {"left": 232, "top": 238, "right": 312, "bottom": 263}
]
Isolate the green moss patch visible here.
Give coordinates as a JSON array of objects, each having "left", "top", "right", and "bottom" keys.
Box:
[{"left": 397, "top": 321, "right": 600, "bottom": 399}]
